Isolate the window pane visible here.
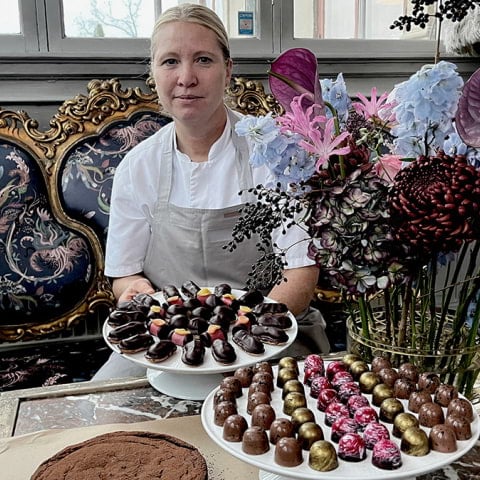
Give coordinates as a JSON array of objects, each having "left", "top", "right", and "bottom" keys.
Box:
[
  {"left": 0, "top": 0, "right": 21, "bottom": 34},
  {"left": 294, "top": 0, "right": 435, "bottom": 40},
  {"left": 62, "top": 0, "right": 156, "bottom": 38}
]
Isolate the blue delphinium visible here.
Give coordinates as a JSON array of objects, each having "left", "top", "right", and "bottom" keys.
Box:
[
  {"left": 390, "top": 61, "right": 464, "bottom": 157},
  {"left": 321, "top": 73, "right": 351, "bottom": 123}
]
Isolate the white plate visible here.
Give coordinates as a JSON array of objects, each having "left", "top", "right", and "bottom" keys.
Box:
[
  {"left": 103, "top": 288, "right": 298, "bottom": 375},
  {"left": 201, "top": 361, "right": 479, "bottom": 480}
]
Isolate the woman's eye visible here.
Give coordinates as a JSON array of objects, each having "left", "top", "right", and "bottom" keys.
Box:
[
  {"left": 162, "top": 58, "right": 178, "bottom": 66},
  {"left": 197, "top": 56, "right": 212, "bottom": 64}
]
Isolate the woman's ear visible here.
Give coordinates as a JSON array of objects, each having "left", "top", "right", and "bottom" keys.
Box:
[{"left": 225, "top": 58, "right": 233, "bottom": 86}]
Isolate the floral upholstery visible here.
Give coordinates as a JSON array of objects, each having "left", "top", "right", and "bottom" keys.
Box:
[
  {"left": 0, "top": 141, "right": 93, "bottom": 324},
  {"left": 60, "top": 112, "right": 171, "bottom": 246}
]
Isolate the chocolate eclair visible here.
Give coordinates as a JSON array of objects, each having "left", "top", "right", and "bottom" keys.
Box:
[
  {"left": 182, "top": 338, "right": 206, "bottom": 366},
  {"left": 252, "top": 302, "right": 288, "bottom": 315},
  {"left": 107, "top": 308, "right": 147, "bottom": 327},
  {"left": 145, "top": 340, "right": 177, "bottom": 363},
  {"left": 181, "top": 280, "right": 201, "bottom": 298},
  {"left": 211, "top": 339, "right": 237, "bottom": 364},
  {"left": 238, "top": 290, "right": 264, "bottom": 307},
  {"left": 232, "top": 329, "right": 265, "bottom": 355},
  {"left": 118, "top": 333, "right": 154, "bottom": 354},
  {"left": 107, "top": 321, "right": 147, "bottom": 344},
  {"left": 214, "top": 283, "right": 232, "bottom": 296},
  {"left": 162, "top": 284, "right": 181, "bottom": 299},
  {"left": 131, "top": 293, "right": 160, "bottom": 313},
  {"left": 251, "top": 325, "right": 289, "bottom": 345},
  {"left": 257, "top": 313, "right": 292, "bottom": 329}
]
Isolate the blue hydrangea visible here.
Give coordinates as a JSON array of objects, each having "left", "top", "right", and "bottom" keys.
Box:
[{"left": 321, "top": 73, "right": 351, "bottom": 123}]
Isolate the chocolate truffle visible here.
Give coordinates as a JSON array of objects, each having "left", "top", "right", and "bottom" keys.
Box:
[
  {"left": 371, "top": 356, "right": 392, "bottom": 373},
  {"left": 392, "top": 412, "right": 419, "bottom": 438},
  {"left": 434, "top": 384, "right": 459, "bottom": 407},
  {"left": 276, "top": 367, "right": 298, "bottom": 388},
  {"left": 297, "top": 422, "right": 324, "bottom": 450},
  {"left": 324, "top": 401, "right": 350, "bottom": 427},
  {"left": 274, "top": 437, "right": 303, "bottom": 467},
  {"left": 251, "top": 404, "right": 276, "bottom": 430},
  {"left": 393, "top": 377, "right": 417, "bottom": 400},
  {"left": 379, "top": 398, "right": 404, "bottom": 423},
  {"left": 283, "top": 391, "right": 307, "bottom": 415},
  {"left": 303, "top": 354, "right": 324, "bottom": 375},
  {"left": 398, "top": 362, "right": 419, "bottom": 382},
  {"left": 269, "top": 418, "right": 295, "bottom": 444},
  {"left": 309, "top": 376, "right": 332, "bottom": 398},
  {"left": 247, "top": 391, "right": 270, "bottom": 415},
  {"left": 445, "top": 414, "right": 473, "bottom": 440},
  {"left": 349, "top": 360, "right": 370, "bottom": 380},
  {"left": 282, "top": 379, "right": 305, "bottom": 399},
  {"left": 418, "top": 401, "right": 445, "bottom": 428},
  {"left": 248, "top": 381, "right": 271, "bottom": 400},
  {"left": 353, "top": 406, "right": 379, "bottom": 430},
  {"left": 372, "top": 383, "right": 394, "bottom": 407},
  {"left": 223, "top": 414, "right": 248, "bottom": 442},
  {"left": 219, "top": 376, "right": 243, "bottom": 398},
  {"left": 242, "top": 426, "right": 270, "bottom": 455},
  {"left": 326, "top": 360, "right": 348, "bottom": 381},
  {"left": 254, "top": 361, "right": 274, "bottom": 376},
  {"left": 316, "top": 388, "right": 339, "bottom": 412},
  {"left": 252, "top": 371, "right": 274, "bottom": 392},
  {"left": 363, "top": 422, "right": 390, "bottom": 450},
  {"left": 372, "top": 439, "right": 402, "bottom": 470},
  {"left": 213, "top": 388, "right": 237, "bottom": 407},
  {"left": 337, "top": 432, "right": 366, "bottom": 462},
  {"left": 408, "top": 390, "right": 432, "bottom": 413},
  {"left": 278, "top": 356, "right": 299, "bottom": 374},
  {"left": 331, "top": 370, "right": 354, "bottom": 390},
  {"left": 447, "top": 398, "right": 474, "bottom": 422},
  {"left": 377, "top": 367, "right": 400, "bottom": 387},
  {"left": 308, "top": 440, "right": 338, "bottom": 472},
  {"left": 429, "top": 424, "right": 457, "bottom": 453},
  {"left": 214, "top": 400, "right": 237, "bottom": 427},
  {"left": 342, "top": 353, "right": 362, "bottom": 367},
  {"left": 417, "top": 372, "right": 441, "bottom": 394},
  {"left": 400, "top": 426, "right": 430, "bottom": 456},
  {"left": 291, "top": 407, "right": 316, "bottom": 432},
  {"left": 358, "top": 371, "right": 381, "bottom": 394},
  {"left": 234, "top": 366, "right": 254, "bottom": 388},
  {"left": 331, "top": 417, "right": 360, "bottom": 443},
  {"left": 337, "top": 381, "right": 362, "bottom": 403},
  {"left": 347, "top": 394, "right": 370, "bottom": 416}
]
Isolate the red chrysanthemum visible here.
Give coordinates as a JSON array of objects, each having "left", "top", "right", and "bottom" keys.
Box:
[{"left": 388, "top": 152, "right": 480, "bottom": 257}]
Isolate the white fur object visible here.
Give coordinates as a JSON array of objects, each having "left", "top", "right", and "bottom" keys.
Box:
[{"left": 443, "top": 6, "right": 480, "bottom": 56}]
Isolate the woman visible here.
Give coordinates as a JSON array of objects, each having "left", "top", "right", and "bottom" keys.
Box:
[{"left": 94, "top": 4, "right": 329, "bottom": 380}]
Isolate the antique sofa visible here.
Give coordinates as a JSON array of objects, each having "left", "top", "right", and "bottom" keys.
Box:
[{"left": 0, "top": 76, "right": 284, "bottom": 387}]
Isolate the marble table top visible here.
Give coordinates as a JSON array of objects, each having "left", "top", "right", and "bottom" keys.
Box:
[{"left": 0, "top": 376, "right": 479, "bottom": 480}]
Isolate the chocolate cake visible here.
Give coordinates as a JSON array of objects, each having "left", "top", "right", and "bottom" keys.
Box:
[{"left": 30, "top": 431, "right": 208, "bottom": 480}]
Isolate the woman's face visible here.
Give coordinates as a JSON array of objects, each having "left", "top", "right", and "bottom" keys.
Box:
[{"left": 152, "top": 21, "right": 232, "bottom": 127}]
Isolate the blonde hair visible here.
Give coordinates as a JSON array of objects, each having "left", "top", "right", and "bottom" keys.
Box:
[{"left": 151, "top": 3, "right": 231, "bottom": 61}]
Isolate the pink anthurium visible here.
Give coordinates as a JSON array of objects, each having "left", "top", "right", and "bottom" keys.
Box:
[
  {"left": 456, "top": 67, "right": 480, "bottom": 148},
  {"left": 268, "top": 48, "right": 325, "bottom": 114}
]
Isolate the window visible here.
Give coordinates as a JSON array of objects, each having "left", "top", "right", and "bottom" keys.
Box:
[{"left": 0, "top": 0, "right": 441, "bottom": 58}]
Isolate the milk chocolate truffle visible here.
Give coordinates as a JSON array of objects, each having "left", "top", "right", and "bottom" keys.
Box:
[
  {"left": 274, "top": 437, "right": 303, "bottom": 467},
  {"left": 234, "top": 366, "right": 254, "bottom": 388},
  {"left": 282, "top": 379, "right": 305, "bottom": 399},
  {"left": 283, "top": 391, "right": 307, "bottom": 415},
  {"left": 213, "top": 388, "right": 237, "bottom": 407},
  {"left": 269, "top": 418, "right": 295, "bottom": 444},
  {"left": 393, "top": 412, "right": 419, "bottom": 438},
  {"left": 219, "top": 376, "right": 243, "bottom": 398},
  {"left": 434, "top": 384, "right": 459, "bottom": 407},
  {"left": 291, "top": 407, "right": 316, "bottom": 432},
  {"left": 254, "top": 361, "right": 274, "bottom": 376},
  {"left": 418, "top": 401, "right": 445, "bottom": 428},
  {"left": 242, "top": 426, "right": 270, "bottom": 455},
  {"left": 417, "top": 372, "right": 441, "bottom": 394},
  {"left": 398, "top": 362, "right": 419, "bottom": 382},
  {"left": 277, "top": 367, "right": 298, "bottom": 388},
  {"left": 309, "top": 376, "right": 332, "bottom": 398},
  {"left": 372, "top": 383, "right": 394, "bottom": 407},
  {"left": 377, "top": 367, "right": 400, "bottom": 387},
  {"left": 248, "top": 381, "right": 271, "bottom": 400},
  {"left": 447, "top": 398, "right": 474, "bottom": 422},
  {"left": 363, "top": 422, "right": 390, "bottom": 450},
  {"left": 251, "top": 404, "right": 276, "bottom": 430},
  {"left": 371, "top": 356, "right": 392, "bottom": 373},
  {"left": 349, "top": 360, "right": 370, "bottom": 380},
  {"left": 223, "top": 414, "right": 248, "bottom": 442},
  {"left": 372, "top": 439, "right": 402, "bottom": 470},
  {"left": 408, "top": 390, "right": 432, "bottom": 413},
  {"left": 379, "top": 398, "right": 404, "bottom": 423},
  {"left": 337, "top": 433, "right": 367, "bottom": 462},
  {"left": 401, "top": 426, "right": 430, "bottom": 456},
  {"left": 429, "top": 424, "right": 457, "bottom": 453},
  {"left": 252, "top": 371, "right": 274, "bottom": 392},
  {"left": 393, "top": 377, "right": 417, "bottom": 399},
  {"left": 308, "top": 440, "right": 338, "bottom": 472},
  {"left": 247, "top": 391, "right": 270, "bottom": 415},
  {"left": 359, "top": 371, "right": 381, "bottom": 394},
  {"left": 297, "top": 422, "right": 324, "bottom": 450},
  {"left": 214, "top": 401, "right": 237, "bottom": 426},
  {"left": 445, "top": 414, "right": 472, "bottom": 440}
]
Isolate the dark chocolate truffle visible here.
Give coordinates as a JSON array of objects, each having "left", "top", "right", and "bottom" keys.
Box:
[
  {"left": 242, "top": 426, "right": 270, "bottom": 455},
  {"left": 223, "top": 414, "right": 248, "bottom": 442},
  {"left": 429, "top": 424, "right": 457, "bottom": 453}
]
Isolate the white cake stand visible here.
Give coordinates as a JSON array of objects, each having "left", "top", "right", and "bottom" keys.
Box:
[{"left": 103, "top": 289, "right": 298, "bottom": 400}]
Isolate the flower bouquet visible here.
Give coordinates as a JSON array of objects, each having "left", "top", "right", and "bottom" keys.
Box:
[{"left": 226, "top": 47, "right": 480, "bottom": 398}]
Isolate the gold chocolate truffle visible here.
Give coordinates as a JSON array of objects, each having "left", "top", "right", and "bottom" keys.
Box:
[
  {"left": 278, "top": 356, "right": 299, "bottom": 373},
  {"left": 342, "top": 353, "right": 362, "bottom": 367},
  {"left": 276, "top": 367, "right": 298, "bottom": 388},
  {"left": 282, "top": 379, "right": 305, "bottom": 399},
  {"left": 372, "top": 383, "right": 394, "bottom": 407},
  {"left": 298, "top": 422, "right": 324, "bottom": 450},
  {"left": 359, "top": 371, "right": 381, "bottom": 394},
  {"left": 379, "top": 397, "right": 405, "bottom": 423},
  {"left": 393, "top": 412, "right": 419, "bottom": 438},
  {"left": 283, "top": 391, "right": 307, "bottom": 415},
  {"left": 349, "top": 360, "right": 370, "bottom": 380},
  {"left": 291, "top": 407, "right": 316, "bottom": 432},
  {"left": 400, "top": 426, "right": 430, "bottom": 456},
  {"left": 308, "top": 440, "right": 339, "bottom": 472}
]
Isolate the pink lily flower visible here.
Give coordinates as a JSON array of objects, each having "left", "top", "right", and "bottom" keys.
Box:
[{"left": 352, "top": 87, "right": 392, "bottom": 120}]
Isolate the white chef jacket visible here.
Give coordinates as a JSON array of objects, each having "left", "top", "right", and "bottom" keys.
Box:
[{"left": 105, "top": 112, "right": 315, "bottom": 279}]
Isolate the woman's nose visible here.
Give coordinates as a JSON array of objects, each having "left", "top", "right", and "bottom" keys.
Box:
[{"left": 177, "top": 64, "right": 198, "bottom": 87}]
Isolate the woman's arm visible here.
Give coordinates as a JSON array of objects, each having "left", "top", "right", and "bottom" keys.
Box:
[
  {"left": 267, "top": 265, "right": 319, "bottom": 316},
  {"left": 112, "top": 274, "right": 156, "bottom": 304}
]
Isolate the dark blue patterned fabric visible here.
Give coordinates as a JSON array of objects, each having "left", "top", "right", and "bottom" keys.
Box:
[
  {"left": 0, "top": 141, "right": 93, "bottom": 324},
  {"left": 60, "top": 112, "right": 171, "bottom": 247}
]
